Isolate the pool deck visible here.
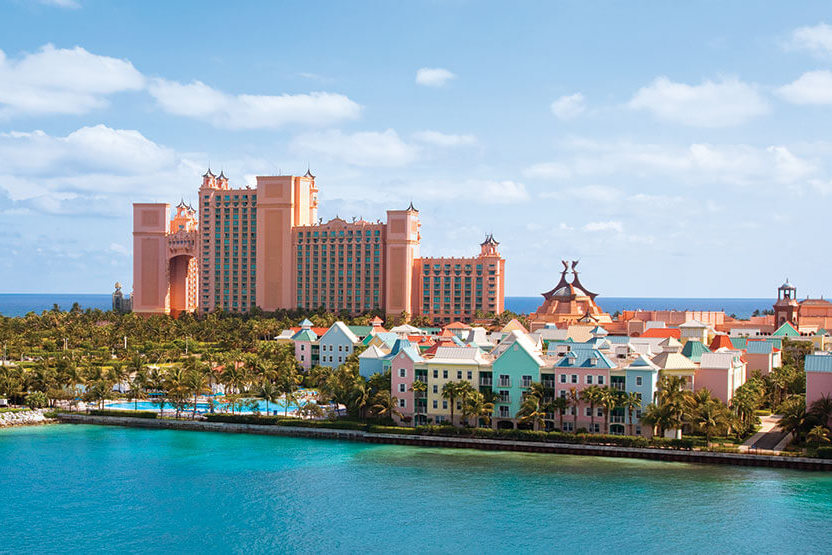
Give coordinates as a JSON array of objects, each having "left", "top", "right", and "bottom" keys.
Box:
[{"left": 56, "top": 413, "right": 832, "bottom": 471}]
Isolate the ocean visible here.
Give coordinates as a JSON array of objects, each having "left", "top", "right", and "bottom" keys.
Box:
[
  {"left": 0, "top": 293, "right": 774, "bottom": 319},
  {"left": 1, "top": 425, "right": 830, "bottom": 553}
]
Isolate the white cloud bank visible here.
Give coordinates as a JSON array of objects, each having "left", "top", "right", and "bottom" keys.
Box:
[
  {"left": 412, "top": 130, "right": 476, "bottom": 147},
  {"left": 550, "top": 93, "right": 586, "bottom": 119},
  {"left": 777, "top": 70, "right": 832, "bottom": 104},
  {"left": 628, "top": 77, "right": 768, "bottom": 127},
  {"left": 415, "top": 67, "right": 455, "bottom": 87},
  {"left": 0, "top": 44, "right": 144, "bottom": 117},
  {"left": 148, "top": 78, "right": 361, "bottom": 129},
  {"left": 787, "top": 22, "right": 832, "bottom": 57}
]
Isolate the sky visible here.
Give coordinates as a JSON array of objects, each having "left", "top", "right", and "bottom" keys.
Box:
[{"left": 1, "top": 1, "right": 832, "bottom": 298}]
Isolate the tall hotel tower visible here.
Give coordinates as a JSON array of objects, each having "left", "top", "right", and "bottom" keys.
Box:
[{"left": 132, "top": 170, "right": 505, "bottom": 323}]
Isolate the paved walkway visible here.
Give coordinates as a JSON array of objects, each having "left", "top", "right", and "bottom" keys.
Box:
[{"left": 741, "top": 415, "right": 789, "bottom": 452}]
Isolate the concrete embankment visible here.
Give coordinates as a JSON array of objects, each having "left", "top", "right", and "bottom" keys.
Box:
[{"left": 57, "top": 413, "right": 832, "bottom": 471}]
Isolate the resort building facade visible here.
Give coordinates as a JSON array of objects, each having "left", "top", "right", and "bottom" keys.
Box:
[{"left": 132, "top": 170, "right": 505, "bottom": 322}]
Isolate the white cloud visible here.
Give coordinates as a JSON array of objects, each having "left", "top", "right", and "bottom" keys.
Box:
[
  {"left": 583, "top": 221, "right": 623, "bottom": 233},
  {"left": 290, "top": 129, "right": 418, "bottom": 167},
  {"left": 37, "top": 0, "right": 81, "bottom": 8},
  {"left": 108, "top": 243, "right": 130, "bottom": 256},
  {"left": 412, "top": 130, "right": 476, "bottom": 147},
  {"left": 0, "top": 125, "right": 177, "bottom": 179},
  {"left": 415, "top": 67, "right": 455, "bottom": 87},
  {"left": 148, "top": 78, "right": 361, "bottom": 129},
  {"left": 787, "top": 23, "right": 832, "bottom": 57},
  {"left": 0, "top": 44, "right": 144, "bottom": 117},
  {"left": 628, "top": 77, "right": 769, "bottom": 127},
  {"left": 529, "top": 139, "right": 816, "bottom": 187},
  {"left": 481, "top": 180, "right": 529, "bottom": 203},
  {"left": 550, "top": 93, "right": 586, "bottom": 119},
  {"left": 776, "top": 70, "right": 832, "bottom": 104}
]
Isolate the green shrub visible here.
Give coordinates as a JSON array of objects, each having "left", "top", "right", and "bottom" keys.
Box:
[
  {"left": 89, "top": 409, "right": 157, "bottom": 419},
  {"left": 25, "top": 391, "right": 48, "bottom": 409},
  {"left": 816, "top": 446, "right": 832, "bottom": 459},
  {"left": 43, "top": 410, "right": 58, "bottom": 419},
  {"left": 703, "top": 445, "right": 741, "bottom": 453},
  {"left": 204, "top": 413, "right": 282, "bottom": 425},
  {"left": 650, "top": 437, "right": 694, "bottom": 450},
  {"left": 754, "top": 409, "right": 772, "bottom": 416},
  {"left": 277, "top": 419, "right": 367, "bottom": 431}
]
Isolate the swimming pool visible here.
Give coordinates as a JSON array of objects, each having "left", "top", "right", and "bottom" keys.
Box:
[{"left": 105, "top": 399, "right": 300, "bottom": 415}]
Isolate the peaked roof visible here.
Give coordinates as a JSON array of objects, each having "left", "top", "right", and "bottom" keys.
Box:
[
  {"left": 709, "top": 334, "right": 734, "bottom": 351},
  {"left": 388, "top": 338, "right": 423, "bottom": 362},
  {"left": 445, "top": 321, "right": 472, "bottom": 330},
  {"left": 746, "top": 340, "right": 775, "bottom": 354},
  {"left": 772, "top": 321, "right": 800, "bottom": 337},
  {"left": 700, "top": 352, "right": 739, "bottom": 370},
  {"left": 681, "top": 340, "right": 711, "bottom": 362},
  {"left": 291, "top": 328, "right": 318, "bottom": 342},
  {"left": 430, "top": 346, "right": 489, "bottom": 365},
  {"left": 589, "top": 325, "right": 609, "bottom": 336},
  {"left": 650, "top": 351, "right": 696, "bottom": 370},
  {"left": 359, "top": 345, "right": 387, "bottom": 359},
  {"left": 320, "top": 321, "right": 360, "bottom": 344},
  {"left": 679, "top": 319, "right": 708, "bottom": 329},
  {"left": 554, "top": 348, "right": 615, "bottom": 369},
  {"left": 730, "top": 337, "right": 748, "bottom": 350},
  {"left": 299, "top": 318, "right": 313, "bottom": 328},
  {"left": 627, "top": 354, "right": 660, "bottom": 371},
  {"left": 500, "top": 318, "right": 529, "bottom": 334},
  {"left": 496, "top": 331, "right": 545, "bottom": 366}
]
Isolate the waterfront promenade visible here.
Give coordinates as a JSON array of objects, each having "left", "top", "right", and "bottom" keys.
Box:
[{"left": 57, "top": 413, "right": 832, "bottom": 471}]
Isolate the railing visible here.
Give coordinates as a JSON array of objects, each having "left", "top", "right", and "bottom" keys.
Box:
[
  {"left": 611, "top": 415, "right": 625, "bottom": 423},
  {"left": 498, "top": 380, "right": 511, "bottom": 388},
  {"left": 414, "top": 391, "right": 427, "bottom": 399},
  {"left": 499, "top": 396, "right": 510, "bottom": 404},
  {"left": 479, "top": 378, "right": 492, "bottom": 386},
  {"left": 612, "top": 384, "right": 626, "bottom": 392},
  {"left": 415, "top": 407, "right": 427, "bottom": 415}
]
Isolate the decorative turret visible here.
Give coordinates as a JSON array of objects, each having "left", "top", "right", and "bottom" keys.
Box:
[
  {"left": 406, "top": 201, "right": 418, "bottom": 212},
  {"left": 304, "top": 166, "right": 316, "bottom": 179},
  {"left": 479, "top": 233, "right": 499, "bottom": 256},
  {"left": 201, "top": 168, "right": 216, "bottom": 188},
  {"left": 774, "top": 279, "right": 799, "bottom": 328},
  {"left": 217, "top": 170, "right": 229, "bottom": 189}
]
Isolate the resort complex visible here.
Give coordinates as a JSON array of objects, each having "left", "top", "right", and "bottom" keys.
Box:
[{"left": 132, "top": 171, "right": 505, "bottom": 323}]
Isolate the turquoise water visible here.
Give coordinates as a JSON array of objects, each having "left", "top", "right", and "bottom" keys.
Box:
[
  {"left": 1, "top": 425, "right": 831, "bottom": 553},
  {"left": 105, "top": 399, "right": 298, "bottom": 414}
]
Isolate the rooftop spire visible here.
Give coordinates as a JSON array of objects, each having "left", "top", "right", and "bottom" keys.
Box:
[
  {"left": 407, "top": 201, "right": 418, "bottom": 212},
  {"left": 202, "top": 167, "right": 215, "bottom": 178},
  {"left": 304, "top": 165, "right": 315, "bottom": 179}
]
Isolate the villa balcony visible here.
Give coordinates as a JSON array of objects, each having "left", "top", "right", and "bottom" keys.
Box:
[
  {"left": 415, "top": 406, "right": 427, "bottom": 415},
  {"left": 479, "top": 377, "right": 493, "bottom": 386},
  {"left": 498, "top": 380, "right": 511, "bottom": 388},
  {"left": 611, "top": 415, "right": 625, "bottom": 424},
  {"left": 498, "top": 395, "right": 510, "bottom": 404},
  {"left": 414, "top": 391, "right": 427, "bottom": 399},
  {"left": 612, "top": 383, "right": 626, "bottom": 392}
]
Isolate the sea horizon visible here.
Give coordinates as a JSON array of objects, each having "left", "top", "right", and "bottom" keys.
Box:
[{"left": 0, "top": 292, "right": 775, "bottom": 319}]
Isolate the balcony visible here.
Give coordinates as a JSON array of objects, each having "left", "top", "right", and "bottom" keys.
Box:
[
  {"left": 498, "top": 395, "right": 510, "bottom": 404},
  {"left": 498, "top": 379, "right": 511, "bottom": 388},
  {"left": 611, "top": 415, "right": 625, "bottom": 424},
  {"left": 414, "top": 391, "right": 427, "bottom": 399},
  {"left": 415, "top": 406, "right": 427, "bottom": 415},
  {"left": 479, "top": 377, "right": 493, "bottom": 387}
]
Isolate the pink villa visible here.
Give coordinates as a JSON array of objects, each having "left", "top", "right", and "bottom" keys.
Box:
[
  {"left": 806, "top": 354, "right": 832, "bottom": 417},
  {"left": 132, "top": 170, "right": 505, "bottom": 322},
  {"left": 695, "top": 352, "right": 746, "bottom": 404},
  {"left": 385, "top": 339, "right": 424, "bottom": 421}
]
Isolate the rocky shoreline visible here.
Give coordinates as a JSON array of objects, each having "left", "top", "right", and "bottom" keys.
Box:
[{"left": 0, "top": 409, "right": 54, "bottom": 428}]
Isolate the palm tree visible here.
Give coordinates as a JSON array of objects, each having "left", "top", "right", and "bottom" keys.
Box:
[
  {"left": 259, "top": 380, "right": 280, "bottom": 416},
  {"left": 778, "top": 396, "right": 808, "bottom": 440},
  {"left": 580, "top": 385, "right": 603, "bottom": 433},
  {"left": 807, "top": 425, "right": 830, "bottom": 447},
  {"left": 463, "top": 391, "right": 494, "bottom": 428},
  {"left": 691, "top": 399, "right": 730, "bottom": 445},
  {"left": 567, "top": 387, "right": 580, "bottom": 433},
  {"left": 516, "top": 394, "right": 546, "bottom": 431},
  {"left": 621, "top": 392, "right": 642, "bottom": 436},
  {"left": 548, "top": 396, "right": 569, "bottom": 432},
  {"left": 599, "top": 387, "right": 617, "bottom": 434},
  {"left": 442, "top": 381, "right": 463, "bottom": 426},
  {"left": 809, "top": 394, "right": 832, "bottom": 427},
  {"left": 184, "top": 369, "right": 208, "bottom": 419},
  {"left": 371, "top": 391, "right": 402, "bottom": 421},
  {"left": 127, "top": 369, "right": 149, "bottom": 411}
]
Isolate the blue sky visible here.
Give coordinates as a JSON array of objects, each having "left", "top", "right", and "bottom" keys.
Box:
[{"left": 1, "top": 1, "right": 832, "bottom": 298}]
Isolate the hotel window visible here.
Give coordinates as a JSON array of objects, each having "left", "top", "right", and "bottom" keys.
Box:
[
  {"left": 399, "top": 399, "right": 406, "bottom": 408},
  {"left": 433, "top": 370, "right": 438, "bottom": 379},
  {"left": 398, "top": 384, "right": 406, "bottom": 393},
  {"left": 587, "top": 375, "right": 593, "bottom": 385},
  {"left": 597, "top": 376, "right": 605, "bottom": 385},
  {"left": 560, "top": 374, "right": 567, "bottom": 384},
  {"left": 398, "top": 368, "right": 406, "bottom": 378},
  {"left": 636, "top": 376, "right": 643, "bottom": 386},
  {"left": 432, "top": 385, "right": 438, "bottom": 394},
  {"left": 571, "top": 374, "right": 578, "bottom": 384},
  {"left": 443, "top": 370, "right": 448, "bottom": 379},
  {"left": 433, "top": 400, "right": 438, "bottom": 409},
  {"left": 442, "top": 401, "right": 448, "bottom": 410},
  {"left": 467, "top": 371, "right": 472, "bottom": 380},
  {"left": 457, "top": 371, "right": 462, "bottom": 379},
  {"left": 521, "top": 375, "right": 532, "bottom": 388},
  {"left": 585, "top": 407, "right": 592, "bottom": 417}
]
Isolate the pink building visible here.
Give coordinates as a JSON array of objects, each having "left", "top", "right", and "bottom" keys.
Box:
[
  {"left": 386, "top": 339, "right": 423, "bottom": 423},
  {"left": 744, "top": 340, "right": 781, "bottom": 376},
  {"left": 805, "top": 354, "right": 832, "bottom": 415},
  {"left": 695, "top": 352, "right": 746, "bottom": 404},
  {"left": 133, "top": 170, "right": 505, "bottom": 322}
]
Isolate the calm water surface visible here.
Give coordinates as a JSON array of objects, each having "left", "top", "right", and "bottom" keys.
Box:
[{"left": 1, "top": 424, "right": 831, "bottom": 554}]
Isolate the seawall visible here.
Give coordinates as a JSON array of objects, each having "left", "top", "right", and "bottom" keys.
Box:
[{"left": 57, "top": 413, "right": 832, "bottom": 471}]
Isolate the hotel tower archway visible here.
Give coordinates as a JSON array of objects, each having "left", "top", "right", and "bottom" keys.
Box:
[{"left": 132, "top": 202, "right": 199, "bottom": 317}]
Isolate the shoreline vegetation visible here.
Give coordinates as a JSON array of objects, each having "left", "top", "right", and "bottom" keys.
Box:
[{"left": 2, "top": 306, "right": 830, "bottom": 462}]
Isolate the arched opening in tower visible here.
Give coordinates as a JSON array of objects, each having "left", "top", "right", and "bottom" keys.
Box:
[{"left": 169, "top": 254, "right": 197, "bottom": 318}]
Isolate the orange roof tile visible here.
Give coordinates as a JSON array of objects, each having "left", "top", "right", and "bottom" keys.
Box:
[
  {"left": 709, "top": 334, "right": 733, "bottom": 351},
  {"left": 445, "top": 321, "right": 472, "bottom": 330},
  {"left": 640, "top": 328, "right": 681, "bottom": 339}
]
